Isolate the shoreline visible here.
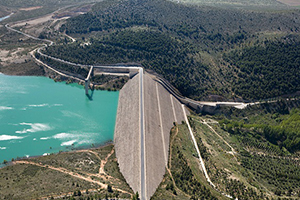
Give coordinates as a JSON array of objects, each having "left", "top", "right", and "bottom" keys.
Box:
[
  {"left": 1, "top": 140, "right": 114, "bottom": 169},
  {"left": 0, "top": 72, "right": 121, "bottom": 92}
]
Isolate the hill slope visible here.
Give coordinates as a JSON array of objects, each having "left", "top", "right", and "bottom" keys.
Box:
[{"left": 42, "top": 0, "right": 300, "bottom": 100}]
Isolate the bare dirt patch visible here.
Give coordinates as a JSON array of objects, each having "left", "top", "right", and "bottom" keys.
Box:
[
  {"left": 0, "top": 59, "right": 45, "bottom": 76},
  {"left": 0, "top": 49, "right": 9, "bottom": 59},
  {"left": 277, "top": 0, "right": 300, "bottom": 6},
  {"left": 19, "top": 6, "right": 43, "bottom": 11},
  {"left": 0, "top": 48, "right": 28, "bottom": 64},
  {"left": 12, "top": 14, "right": 53, "bottom": 27}
]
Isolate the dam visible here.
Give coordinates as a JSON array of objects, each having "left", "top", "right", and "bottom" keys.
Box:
[{"left": 114, "top": 70, "right": 189, "bottom": 200}]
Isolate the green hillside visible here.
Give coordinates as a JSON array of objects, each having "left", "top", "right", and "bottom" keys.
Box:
[
  {"left": 225, "top": 40, "right": 300, "bottom": 100},
  {"left": 43, "top": 0, "right": 300, "bottom": 100}
]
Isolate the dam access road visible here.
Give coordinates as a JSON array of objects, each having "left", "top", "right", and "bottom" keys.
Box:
[{"left": 139, "top": 68, "right": 146, "bottom": 200}]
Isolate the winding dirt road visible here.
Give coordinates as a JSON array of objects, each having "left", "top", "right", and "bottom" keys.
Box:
[{"left": 14, "top": 159, "right": 132, "bottom": 195}]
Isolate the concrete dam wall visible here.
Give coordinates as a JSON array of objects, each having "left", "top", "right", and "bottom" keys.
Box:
[{"left": 114, "top": 72, "right": 189, "bottom": 199}]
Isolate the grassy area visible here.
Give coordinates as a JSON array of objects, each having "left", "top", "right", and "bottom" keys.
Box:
[
  {"left": 0, "top": 163, "right": 95, "bottom": 199},
  {"left": 0, "top": 144, "right": 133, "bottom": 199}
]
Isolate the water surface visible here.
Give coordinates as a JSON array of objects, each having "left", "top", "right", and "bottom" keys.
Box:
[
  {"left": 0, "top": 74, "right": 118, "bottom": 162},
  {"left": 0, "top": 14, "right": 12, "bottom": 22}
]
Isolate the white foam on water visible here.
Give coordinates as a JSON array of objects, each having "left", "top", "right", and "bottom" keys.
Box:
[
  {"left": 0, "top": 135, "right": 24, "bottom": 141},
  {"left": 0, "top": 147, "right": 7, "bottom": 150},
  {"left": 28, "top": 104, "right": 49, "bottom": 107},
  {"left": 0, "top": 106, "right": 14, "bottom": 111},
  {"left": 78, "top": 139, "right": 93, "bottom": 145},
  {"left": 33, "top": 138, "right": 37, "bottom": 141},
  {"left": 61, "top": 140, "right": 77, "bottom": 146},
  {"left": 53, "top": 132, "right": 96, "bottom": 146},
  {"left": 15, "top": 129, "right": 28, "bottom": 134},
  {"left": 16, "top": 91, "right": 27, "bottom": 94},
  {"left": 40, "top": 137, "right": 50, "bottom": 140},
  {"left": 26, "top": 155, "right": 29, "bottom": 158},
  {"left": 16, "top": 123, "right": 51, "bottom": 134},
  {"left": 23, "top": 103, "right": 61, "bottom": 110},
  {"left": 61, "top": 110, "right": 82, "bottom": 118},
  {"left": 43, "top": 153, "right": 50, "bottom": 156},
  {"left": 53, "top": 132, "right": 73, "bottom": 139}
]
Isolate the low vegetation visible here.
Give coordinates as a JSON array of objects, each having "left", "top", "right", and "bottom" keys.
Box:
[
  {"left": 220, "top": 106, "right": 300, "bottom": 153},
  {"left": 0, "top": 144, "right": 133, "bottom": 199},
  {"left": 190, "top": 116, "right": 268, "bottom": 199},
  {"left": 215, "top": 101, "right": 300, "bottom": 198},
  {"left": 153, "top": 99, "right": 300, "bottom": 199},
  {"left": 151, "top": 124, "right": 222, "bottom": 200}
]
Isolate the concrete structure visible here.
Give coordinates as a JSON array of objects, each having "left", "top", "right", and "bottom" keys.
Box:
[
  {"left": 85, "top": 66, "right": 94, "bottom": 95},
  {"left": 93, "top": 66, "right": 139, "bottom": 78},
  {"left": 114, "top": 74, "right": 141, "bottom": 194},
  {"left": 114, "top": 72, "right": 188, "bottom": 200}
]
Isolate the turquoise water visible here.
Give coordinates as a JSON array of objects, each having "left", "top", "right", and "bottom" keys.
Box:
[
  {"left": 0, "top": 14, "right": 11, "bottom": 22},
  {"left": 0, "top": 73, "right": 118, "bottom": 162}
]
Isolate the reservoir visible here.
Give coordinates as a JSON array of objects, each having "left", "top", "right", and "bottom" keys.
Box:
[
  {"left": 0, "top": 14, "right": 12, "bottom": 22},
  {"left": 0, "top": 73, "right": 119, "bottom": 162}
]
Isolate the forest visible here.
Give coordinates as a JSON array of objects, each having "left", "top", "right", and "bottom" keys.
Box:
[
  {"left": 44, "top": 29, "right": 210, "bottom": 99},
  {"left": 60, "top": 0, "right": 300, "bottom": 39},
  {"left": 46, "top": 0, "right": 300, "bottom": 101},
  {"left": 224, "top": 40, "right": 300, "bottom": 100}
]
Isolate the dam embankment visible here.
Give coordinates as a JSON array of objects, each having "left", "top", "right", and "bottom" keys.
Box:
[{"left": 114, "top": 72, "right": 189, "bottom": 199}]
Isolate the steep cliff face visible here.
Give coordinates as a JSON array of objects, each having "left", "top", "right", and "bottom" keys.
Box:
[{"left": 114, "top": 73, "right": 189, "bottom": 199}]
